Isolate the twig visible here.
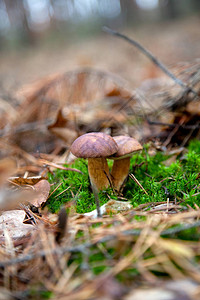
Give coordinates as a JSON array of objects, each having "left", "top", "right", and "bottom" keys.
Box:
[
  {"left": 129, "top": 173, "right": 148, "bottom": 195},
  {"left": 147, "top": 119, "right": 200, "bottom": 129},
  {"left": 55, "top": 186, "right": 71, "bottom": 198},
  {"left": 48, "top": 182, "right": 63, "bottom": 199},
  {"left": 37, "top": 159, "right": 83, "bottom": 174},
  {"left": 162, "top": 124, "right": 180, "bottom": 147},
  {"left": 103, "top": 26, "right": 198, "bottom": 97}
]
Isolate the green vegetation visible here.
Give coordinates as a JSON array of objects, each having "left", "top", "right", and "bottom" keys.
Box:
[
  {"left": 47, "top": 140, "right": 200, "bottom": 213},
  {"left": 125, "top": 140, "right": 200, "bottom": 207},
  {"left": 47, "top": 159, "right": 115, "bottom": 213}
]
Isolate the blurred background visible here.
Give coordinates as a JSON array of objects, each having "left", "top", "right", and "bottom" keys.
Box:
[
  {"left": 0, "top": 0, "right": 200, "bottom": 161},
  {"left": 0, "top": 0, "right": 200, "bottom": 89},
  {"left": 0, "top": 0, "right": 200, "bottom": 49}
]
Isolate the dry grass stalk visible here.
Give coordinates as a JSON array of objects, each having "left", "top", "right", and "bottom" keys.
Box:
[{"left": 0, "top": 205, "right": 200, "bottom": 299}]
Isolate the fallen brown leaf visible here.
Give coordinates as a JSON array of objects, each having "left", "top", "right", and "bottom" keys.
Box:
[
  {"left": 8, "top": 176, "right": 47, "bottom": 186},
  {"left": 0, "top": 210, "right": 35, "bottom": 241},
  {"left": 30, "top": 179, "right": 50, "bottom": 208},
  {"left": 48, "top": 109, "right": 79, "bottom": 145}
]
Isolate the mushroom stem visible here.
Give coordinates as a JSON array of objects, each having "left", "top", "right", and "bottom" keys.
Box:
[
  {"left": 111, "top": 157, "right": 130, "bottom": 192},
  {"left": 88, "top": 158, "right": 111, "bottom": 217},
  {"left": 88, "top": 158, "right": 111, "bottom": 190}
]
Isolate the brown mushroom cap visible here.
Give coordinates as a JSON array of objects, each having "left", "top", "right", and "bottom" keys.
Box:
[
  {"left": 111, "top": 136, "right": 143, "bottom": 158},
  {"left": 70, "top": 132, "right": 118, "bottom": 158}
]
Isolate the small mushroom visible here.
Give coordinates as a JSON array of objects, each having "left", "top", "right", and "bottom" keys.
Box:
[
  {"left": 109, "top": 136, "right": 142, "bottom": 192},
  {"left": 70, "top": 132, "right": 118, "bottom": 216}
]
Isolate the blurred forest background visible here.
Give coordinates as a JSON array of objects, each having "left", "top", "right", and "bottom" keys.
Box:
[
  {"left": 0, "top": 0, "right": 200, "bottom": 89},
  {"left": 1, "top": 0, "right": 200, "bottom": 47}
]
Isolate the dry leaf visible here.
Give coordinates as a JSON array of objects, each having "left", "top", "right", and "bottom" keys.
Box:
[
  {"left": 48, "top": 109, "right": 79, "bottom": 145},
  {"left": 84, "top": 200, "right": 132, "bottom": 218},
  {"left": 0, "top": 210, "right": 35, "bottom": 241},
  {"left": 9, "top": 176, "right": 47, "bottom": 186},
  {"left": 30, "top": 179, "right": 50, "bottom": 207},
  {"left": 0, "top": 188, "right": 31, "bottom": 210},
  {"left": 105, "top": 200, "right": 132, "bottom": 214}
]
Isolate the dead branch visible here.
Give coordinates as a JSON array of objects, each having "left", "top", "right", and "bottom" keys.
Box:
[
  {"left": 103, "top": 26, "right": 198, "bottom": 97},
  {"left": 147, "top": 119, "right": 200, "bottom": 129}
]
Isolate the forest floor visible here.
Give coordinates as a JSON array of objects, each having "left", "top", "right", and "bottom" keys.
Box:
[{"left": 0, "top": 15, "right": 200, "bottom": 300}]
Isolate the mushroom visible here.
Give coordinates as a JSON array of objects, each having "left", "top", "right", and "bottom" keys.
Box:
[
  {"left": 70, "top": 132, "right": 118, "bottom": 216},
  {"left": 109, "top": 136, "right": 143, "bottom": 192}
]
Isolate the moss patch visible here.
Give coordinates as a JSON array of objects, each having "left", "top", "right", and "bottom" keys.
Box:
[{"left": 47, "top": 140, "right": 200, "bottom": 213}]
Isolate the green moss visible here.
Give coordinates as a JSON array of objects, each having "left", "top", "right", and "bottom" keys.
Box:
[
  {"left": 47, "top": 140, "right": 200, "bottom": 213},
  {"left": 123, "top": 141, "right": 200, "bottom": 206},
  {"left": 47, "top": 158, "right": 110, "bottom": 213},
  {"left": 29, "top": 288, "right": 53, "bottom": 299}
]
